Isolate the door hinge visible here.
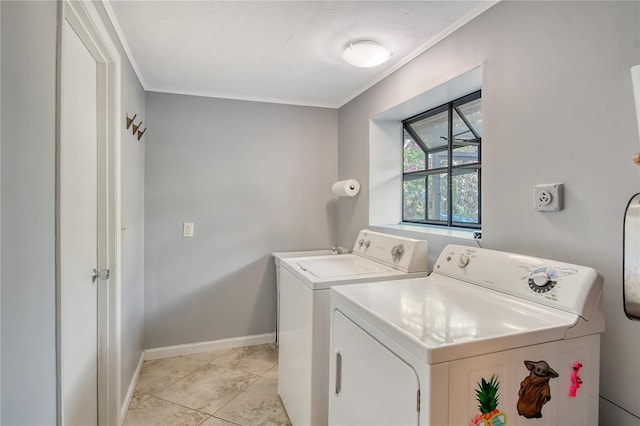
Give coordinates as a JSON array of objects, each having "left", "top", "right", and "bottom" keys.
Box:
[{"left": 417, "top": 389, "right": 421, "bottom": 412}]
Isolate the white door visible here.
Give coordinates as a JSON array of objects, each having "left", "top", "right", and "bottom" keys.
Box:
[
  {"left": 329, "top": 310, "right": 420, "bottom": 426},
  {"left": 60, "top": 18, "right": 99, "bottom": 425}
]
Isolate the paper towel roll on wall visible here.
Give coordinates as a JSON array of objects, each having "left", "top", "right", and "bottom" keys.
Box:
[{"left": 332, "top": 179, "right": 360, "bottom": 197}]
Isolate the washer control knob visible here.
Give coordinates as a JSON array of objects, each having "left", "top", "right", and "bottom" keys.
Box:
[
  {"left": 458, "top": 254, "right": 470, "bottom": 268},
  {"left": 358, "top": 239, "right": 364, "bottom": 247},
  {"left": 391, "top": 245, "right": 404, "bottom": 262},
  {"left": 530, "top": 272, "right": 550, "bottom": 287},
  {"left": 364, "top": 240, "right": 371, "bottom": 249}
]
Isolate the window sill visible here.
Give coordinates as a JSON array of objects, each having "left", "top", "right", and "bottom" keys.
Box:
[{"left": 372, "top": 223, "right": 480, "bottom": 241}]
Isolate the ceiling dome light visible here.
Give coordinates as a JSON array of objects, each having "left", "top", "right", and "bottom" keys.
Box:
[{"left": 342, "top": 40, "right": 392, "bottom": 68}]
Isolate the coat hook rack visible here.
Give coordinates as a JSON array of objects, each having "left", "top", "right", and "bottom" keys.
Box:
[
  {"left": 126, "top": 114, "right": 137, "bottom": 130},
  {"left": 126, "top": 113, "right": 146, "bottom": 141},
  {"left": 132, "top": 121, "right": 142, "bottom": 135}
]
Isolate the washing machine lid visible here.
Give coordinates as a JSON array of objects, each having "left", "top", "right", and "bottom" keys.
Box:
[
  {"left": 331, "top": 276, "right": 581, "bottom": 364},
  {"left": 295, "top": 255, "right": 391, "bottom": 277},
  {"left": 272, "top": 250, "right": 335, "bottom": 266},
  {"left": 280, "top": 254, "right": 424, "bottom": 290}
]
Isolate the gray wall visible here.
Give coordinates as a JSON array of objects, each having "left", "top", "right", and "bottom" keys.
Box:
[
  {"left": 1, "top": 2, "right": 57, "bottom": 423},
  {"left": 144, "top": 93, "right": 337, "bottom": 348},
  {"left": 337, "top": 1, "right": 640, "bottom": 423},
  {"left": 0, "top": 1, "right": 146, "bottom": 422}
]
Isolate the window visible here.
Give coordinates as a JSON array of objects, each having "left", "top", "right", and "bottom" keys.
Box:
[{"left": 402, "top": 90, "right": 482, "bottom": 228}]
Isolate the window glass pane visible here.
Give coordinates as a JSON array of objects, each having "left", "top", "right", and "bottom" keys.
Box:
[
  {"left": 427, "top": 173, "right": 448, "bottom": 222},
  {"left": 408, "top": 110, "right": 448, "bottom": 149},
  {"left": 452, "top": 143, "right": 478, "bottom": 165},
  {"left": 452, "top": 168, "right": 479, "bottom": 224},
  {"left": 403, "top": 178, "right": 425, "bottom": 221},
  {"left": 403, "top": 130, "right": 425, "bottom": 172},
  {"left": 452, "top": 97, "right": 481, "bottom": 166},
  {"left": 455, "top": 97, "right": 482, "bottom": 137},
  {"left": 452, "top": 110, "right": 476, "bottom": 144},
  {"left": 428, "top": 150, "right": 448, "bottom": 169}
]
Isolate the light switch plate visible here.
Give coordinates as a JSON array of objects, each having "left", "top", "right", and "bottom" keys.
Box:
[
  {"left": 534, "top": 183, "right": 563, "bottom": 212},
  {"left": 183, "top": 222, "right": 194, "bottom": 238}
]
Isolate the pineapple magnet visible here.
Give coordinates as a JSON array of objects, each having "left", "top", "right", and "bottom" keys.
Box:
[
  {"left": 469, "top": 375, "right": 507, "bottom": 426},
  {"left": 517, "top": 360, "right": 558, "bottom": 419}
]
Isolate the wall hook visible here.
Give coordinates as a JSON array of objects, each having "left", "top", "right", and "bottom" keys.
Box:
[
  {"left": 126, "top": 114, "right": 137, "bottom": 129},
  {"left": 132, "top": 121, "right": 142, "bottom": 135},
  {"left": 137, "top": 128, "right": 146, "bottom": 141}
]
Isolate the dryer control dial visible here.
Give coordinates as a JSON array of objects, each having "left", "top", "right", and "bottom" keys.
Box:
[
  {"left": 530, "top": 272, "right": 550, "bottom": 287},
  {"left": 528, "top": 267, "right": 558, "bottom": 293},
  {"left": 458, "top": 254, "right": 470, "bottom": 268}
]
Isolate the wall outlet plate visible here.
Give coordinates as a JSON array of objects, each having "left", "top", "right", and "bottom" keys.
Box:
[{"left": 534, "top": 183, "right": 563, "bottom": 212}]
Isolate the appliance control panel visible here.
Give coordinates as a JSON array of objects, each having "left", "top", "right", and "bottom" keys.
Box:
[
  {"left": 352, "top": 230, "right": 427, "bottom": 273},
  {"left": 433, "top": 244, "right": 603, "bottom": 319}
]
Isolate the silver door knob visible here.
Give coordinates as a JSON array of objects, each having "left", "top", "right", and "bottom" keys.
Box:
[{"left": 92, "top": 268, "right": 110, "bottom": 282}]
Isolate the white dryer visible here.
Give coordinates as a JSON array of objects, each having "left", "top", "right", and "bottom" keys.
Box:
[
  {"left": 278, "top": 230, "right": 428, "bottom": 426},
  {"left": 329, "top": 244, "right": 605, "bottom": 426}
]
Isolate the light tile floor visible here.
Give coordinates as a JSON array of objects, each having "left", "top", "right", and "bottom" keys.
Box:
[{"left": 124, "top": 343, "right": 291, "bottom": 426}]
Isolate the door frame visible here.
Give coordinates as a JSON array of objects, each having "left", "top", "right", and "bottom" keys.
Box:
[{"left": 56, "top": 1, "right": 122, "bottom": 424}]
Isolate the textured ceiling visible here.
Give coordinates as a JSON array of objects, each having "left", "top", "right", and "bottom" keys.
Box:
[{"left": 105, "top": 1, "right": 496, "bottom": 108}]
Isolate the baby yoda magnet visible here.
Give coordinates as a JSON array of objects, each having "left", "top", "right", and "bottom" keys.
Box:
[{"left": 517, "top": 360, "right": 559, "bottom": 419}]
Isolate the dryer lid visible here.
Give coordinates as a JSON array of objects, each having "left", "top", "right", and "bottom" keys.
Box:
[{"left": 331, "top": 276, "right": 584, "bottom": 364}]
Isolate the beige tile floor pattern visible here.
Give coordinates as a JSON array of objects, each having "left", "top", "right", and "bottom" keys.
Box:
[{"left": 124, "top": 343, "right": 291, "bottom": 426}]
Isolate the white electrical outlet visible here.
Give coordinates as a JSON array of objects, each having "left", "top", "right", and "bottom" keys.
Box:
[
  {"left": 534, "top": 183, "right": 563, "bottom": 212},
  {"left": 183, "top": 222, "right": 194, "bottom": 238}
]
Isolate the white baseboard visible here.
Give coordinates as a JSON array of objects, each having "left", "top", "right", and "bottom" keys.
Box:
[
  {"left": 143, "top": 332, "right": 276, "bottom": 361},
  {"left": 120, "top": 351, "right": 145, "bottom": 425}
]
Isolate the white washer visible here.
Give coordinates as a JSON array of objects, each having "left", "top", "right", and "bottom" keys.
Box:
[
  {"left": 278, "top": 230, "right": 428, "bottom": 426},
  {"left": 273, "top": 249, "right": 335, "bottom": 344},
  {"left": 329, "top": 244, "right": 605, "bottom": 426}
]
